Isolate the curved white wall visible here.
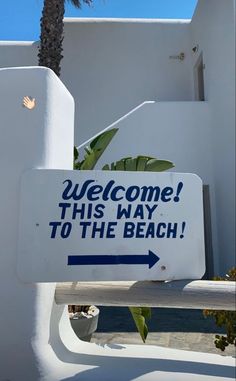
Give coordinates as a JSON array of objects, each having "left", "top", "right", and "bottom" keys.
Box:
[{"left": 0, "top": 67, "right": 74, "bottom": 380}]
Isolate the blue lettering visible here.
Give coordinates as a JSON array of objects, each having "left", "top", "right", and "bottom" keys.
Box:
[
  {"left": 140, "top": 186, "right": 161, "bottom": 202},
  {"left": 72, "top": 203, "right": 85, "bottom": 219},
  {"left": 80, "top": 221, "right": 91, "bottom": 238},
  {"left": 92, "top": 222, "right": 105, "bottom": 238},
  {"left": 156, "top": 223, "right": 166, "bottom": 238},
  {"left": 94, "top": 204, "right": 105, "bottom": 219},
  {"left": 59, "top": 203, "right": 71, "bottom": 219},
  {"left": 62, "top": 179, "right": 95, "bottom": 200},
  {"left": 102, "top": 180, "right": 115, "bottom": 201},
  {"left": 106, "top": 222, "right": 117, "bottom": 238},
  {"left": 145, "top": 222, "right": 155, "bottom": 238},
  {"left": 126, "top": 186, "right": 140, "bottom": 202},
  {"left": 161, "top": 187, "right": 174, "bottom": 202},
  {"left": 110, "top": 185, "right": 125, "bottom": 201},
  {"left": 61, "top": 222, "right": 72, "bottom": 238},
  {"left": 133, "top": 204, "right": 144, "bottom": 219},
  {"left": 123, "top": 222, "right": 135, "bottom": 238},
  {"left": 167, "top": 223, "right": 178, "bottom": 238},
  {"left": 136, "top": 222, "right": 146, "bottom": 238},
  {"left": 49, "top": 221, "right": 61, "bottom": 238},
  {"left": 87, "top": 185, "right": 103, "bottom": 201},
  {"left": 174, "top": 182, "right": 183, "bottom": 202},
  {"left": 117, "top": 204, "right": 132, "bottom": 219},
  {"left": 145, "top": 204, "right": 158, "bottom": 219}
]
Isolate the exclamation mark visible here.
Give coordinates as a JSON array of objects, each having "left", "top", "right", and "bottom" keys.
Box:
[
  {"left": 174, "top": 182, "right": 183, "bottom": 202},
  {"left": 180, "top": 222, "right": 186, "bottom": 239}
]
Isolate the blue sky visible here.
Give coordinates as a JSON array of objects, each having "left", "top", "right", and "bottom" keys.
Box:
[{"left": 0, "top": 0, "right": 198, "bottom": 41}]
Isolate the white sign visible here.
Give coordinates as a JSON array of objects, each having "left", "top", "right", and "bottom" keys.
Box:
[{"left": 17, "top": 170, "right": 205, "bottom": 282}]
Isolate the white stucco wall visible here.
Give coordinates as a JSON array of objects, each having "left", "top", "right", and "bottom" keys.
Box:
[
  {"left": 90, "top": 102, "right": 212, "bottom": 182},
  {"left": 0, "top": 67, "right": 74, "bottom": 379},
  {"left": 0, "top": 19, "right": 194, "bottom": 144},
  {"left": 62, "top": 19, "right": 193, "bottom": 144},
  {"left": 0, "top": 41, "right": 37, "bottom": 67},
  {"left": 190, "top": 0, "right": 235, "bottom": 274}
]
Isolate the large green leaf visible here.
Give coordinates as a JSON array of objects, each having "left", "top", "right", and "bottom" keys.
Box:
[
  {"left": 115, "top": 160, "right": 125, "bottom": 171},
  {"left": 136, "top": 156, "right": 149, "bottom": 171},
  {"left": 129, "top": 307, "right": 152, "bottom": 343},
  {"left": 74, "top": 128, "right": 118, "bottom": 170},
  {"left": 74, "top": 146, "right": 79, "bottom": 161},
  {"left": 103, "top": 155, "right": 174, "bottom": 172},
  {"left": 90, "top": 128, "right": 118, "bottom": 152},
  {"left": 80, "top": 150, "right": 97, "bottom": 170},
  {"left": 145, "top": 159, "right": 174, "bottom": 172}
]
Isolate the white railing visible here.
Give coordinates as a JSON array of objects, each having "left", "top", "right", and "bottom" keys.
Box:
[
  {"left": 55, "top": 280, "right": 236, "bottom": 310},
  {"left": 77, "top": 101, "right": 156, "bottom": 150}
]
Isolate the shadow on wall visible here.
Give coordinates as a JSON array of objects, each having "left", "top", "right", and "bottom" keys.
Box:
[{"left": 49, "top": 303, "right": 234, "bottom": 381}]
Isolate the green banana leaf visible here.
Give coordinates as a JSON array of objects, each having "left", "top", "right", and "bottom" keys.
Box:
[
  {"left": 128, "top": 307, "right": 152, "bottom": 343},
  {"left": 74, "top": 129, "right": 175, "bottom": 343},
  {"left": 102, "top": 155, "right": 174, "bottom": 172},
  {"left": 74, "top": 128, "right": 118, "bottom": 170}
]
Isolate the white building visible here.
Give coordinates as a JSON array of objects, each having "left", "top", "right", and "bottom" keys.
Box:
[{"left": 0, "top": 0, "right": 235, "bottom": 276}]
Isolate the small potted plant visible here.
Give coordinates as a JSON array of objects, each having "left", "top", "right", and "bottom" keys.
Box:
[{"left": 69, "top": 305, "right": 100, "bottom": 342}]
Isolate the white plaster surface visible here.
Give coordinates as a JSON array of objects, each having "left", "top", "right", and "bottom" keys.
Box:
[
  {"left": 0, "top": 67, "right": 74, "bottom": 379},
  {"left": 0, "top": 41, "right": 37, "bottom": 68},
  {"left": 61, "top": 18, "right": 193, "bottom": 145}
]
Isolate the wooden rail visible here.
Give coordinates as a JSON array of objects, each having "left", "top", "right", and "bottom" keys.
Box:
[{"left": 55, "top": 280, "right": 236, "bottom": 310}]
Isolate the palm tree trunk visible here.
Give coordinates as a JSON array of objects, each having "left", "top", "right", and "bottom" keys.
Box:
[{"left": 38, "top": 0, "right": 65, "bottom": 77}]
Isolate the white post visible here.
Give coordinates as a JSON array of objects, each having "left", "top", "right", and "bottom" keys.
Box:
[{"left": 0, "top": 67, "right": 74, "bottom": 379}]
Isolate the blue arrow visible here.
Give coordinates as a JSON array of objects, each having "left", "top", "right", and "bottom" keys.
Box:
[{"left": 68, "top": 250, "right": 160, "bottom": 269}]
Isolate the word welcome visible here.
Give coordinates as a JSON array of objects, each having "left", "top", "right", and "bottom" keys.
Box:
[{"left": 62, "top": 179, "right": 183, "bottom": 203}]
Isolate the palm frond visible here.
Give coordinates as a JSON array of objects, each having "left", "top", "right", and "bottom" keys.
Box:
[{"left": 68, "top": 0, "right": 93, "bottom": 8}]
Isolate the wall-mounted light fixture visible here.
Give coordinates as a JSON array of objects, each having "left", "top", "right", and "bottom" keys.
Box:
[
  {"left": 192, "top": 44, "right": 199, "bottom": 53},
  {"left": 169, "top": 52, "right": 185, "bottom": 61}
]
